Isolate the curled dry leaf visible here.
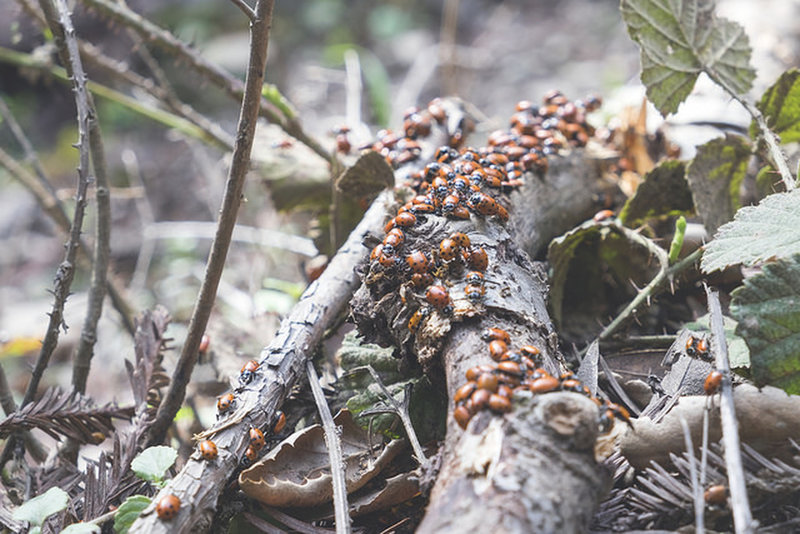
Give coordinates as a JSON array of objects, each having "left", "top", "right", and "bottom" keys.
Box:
[
  {"left": 239, "top": 409, "right": 407, "bottom": 507},
  {"left": 621, "top": 384, "right": 800, "bottom": 470}
]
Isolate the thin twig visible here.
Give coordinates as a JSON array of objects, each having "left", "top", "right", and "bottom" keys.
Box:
[
  {"left": 708, "top": 74, "right": 796, "bottom": 191},
  {"left": 0, "top": 95, "right": 54, "bottom": 195},
  {"left": 705, "top": 285, "right": 754, "bottom": 533},
  {"left": 356, "top": 366, "right": 427, "bottom": 465},
  {"left": 595, "top": 247, "right": 703, "bottom": 344},
  {"left": 306, "top": 359, "right": 352, "bottom": 534},
  {"left": 18, "top": 0, "right": 94, "bottom": 410},
  {"left": 61, "top": 0, "right": 112, "bottom": 395},
  {"left": 0, "top": 364, "right": 17, "bottom": 418},
  {"left": 146, "top": 0, "right": 277, "bottom": 446},
  {"left": 0, "top": 45, "right": 234, "bottom": 151},
  {"left": 228, "top": 0, "right": 256, "bottom": 20},
  {"left": 123, "top": 150, "right": 157, "bottom": 292},
  {"left": 680, "top": 416, "right": 705, "bottom": 534},
  {"left": 77, "top": 0, "right": 332, "bottom": 163}
]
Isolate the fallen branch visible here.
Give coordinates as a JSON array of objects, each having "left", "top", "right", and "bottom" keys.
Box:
[{"left": 129, "top": 191, "right": 390, "bottom": 533}]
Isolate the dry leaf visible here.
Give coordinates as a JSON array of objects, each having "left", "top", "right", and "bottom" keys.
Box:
[{"left": 239, "top": 410, "right": 406, "bottom": 507}]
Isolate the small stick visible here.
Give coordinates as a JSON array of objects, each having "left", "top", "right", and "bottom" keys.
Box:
[
  {"left": 353, "top": 365, "right": 428, "bottom": 465},
  {"left": 146, "top": 0, "right": 276, "bottom": 447},
  {"left": 227, "top": 0, "right": 256, "bottom": 21},
  {"left": 680, "top": 416, "right": 705, "bottom": 534},
  {"left": 306, "top": 360, "right": 352, "bottom": 534},
  {"left": 705, "top": 285, "right": 754, "bottom": 533}
]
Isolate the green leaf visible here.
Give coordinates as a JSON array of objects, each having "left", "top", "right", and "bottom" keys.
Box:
[
  {"left": 12, "top": 487, "right": 69, "bottom": 526},
  {"left": 701, "top": 189, "right": 800, "bottom": 273},
  {"left": 113, "top": 495, "right": 151, "bottom": 534},
  {"left": 620, "top": 0, "right": 755, "bottom": 116},
  {"left": 62, "top": 523, "right": 101, "bottom": 534},
  {"left": 619, "top": 160, "right": 692, "bottom": 227},
  {"left": 686, "top": 134, "right": 751, "bottom": 235},
  {"left": 131, "top": 446, "right": 177, "bottom": 483},
  {"left": 730, "top": 254, "right": 800, "bottom": 393},
  {"left": 753, "top": 68, "right": 800, "bottom": 144}
]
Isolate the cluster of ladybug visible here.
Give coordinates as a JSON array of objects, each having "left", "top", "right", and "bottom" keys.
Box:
[
  {"left": 453, "top": 326, "right": 631, "bottom": 431},
  {"left": 685, "top": 335, "right": 711, "bottom": 361}
]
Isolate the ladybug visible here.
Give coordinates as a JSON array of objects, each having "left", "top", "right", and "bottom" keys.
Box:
[
  {"left": 704, "top": 484, "right": 728, "bottom": 505},
  {"left": 685, "top": 335, "right": 711, "bottom": 360},
  {"left": 476, "top": 372, "right": 499, "bottom": 393},
  {"left": 465, "top": 364, "right": 495, "bottom": 382},
  {"left": 449, "top": 205, "right": 471, "bottom": 220},
  {"left": 199, "top": 334, "right": 210, "bottom": 353},
  {"left": 488, "top": 340, "right": 508, "bottom": 361},
  {"left": 441, "top": 194, "right": 461, "bottom": 215},
  {"left": 384, "top": 212, "right": 416, "bottom": 233},
  {"left": 156, "top": 494, "right": 181, "bottom": 521},
  {"left": 273, "top": 410, "right": 287, "bottom": 434},
  {"left": 454, "top": 381, "right": 477, "bottom": 403},
  {"left": 466, "top": 247, "right": 489, "bottom": 271},
  {"left": 335, "top": 133, "right": 351, "bottom": 154},
  {"left": 432, "top": 177, "right": 450, "bottom": 198},
  {"left": 450, "top": 232, "right": 471, "bottom": 249},
  {"left": 240, "top": 360, "right": 260, "bottom": 384},
  {"left": 406, "top": 251, "right": 430, "bottom": 274},
  {"left": 453, "top": 405, "right": 472, "bottom": 429},
  {"left": 439, "top": 238, "right": 458, "bottom": 261},
  {"left": 488, "top": 393, "right": 512, "bottom": 413},
  {"left": 529, "top": 375, "right": 560, "bottom": 394},
  {"left": 606, "top": 402, "right": 632, "bottom": 427},
  {"left": 383, "top": 230, "right": 404, "bottom": 248},
  {"left": 198, "top": 440, "right": 218, "bottom": 461},
  {"left": 496, "top": 361, "right": 524, "bottom": 378},
  {"left": 425, "top": 285, "right": 452, "bottom": 314},
  {"left": 593, "top": 209, "right": 614, "bottom": 222},
  {"left": 465, "top": 284, "right": 485, "bottom": 303},
  {"left": 217, "top": 393, "right": 235, "bottom": 413},
  {"left": 470, "top": 388, "right": 491, "bottom": 410},
  {"left": 370, "top": 243, "right": 385, "bottom": 262},
  {"left": 408, "top": 307, "right": 430, "bottom": 332},
  {"left": 377, "top": 252, "right": 397, "bottom": 269},
  {"left": 249, "top": 427, "right": 266, "bottom": 451},
  {"left": 411, "top": 273, "right": 434, "bottom": 289},
  {"left": 428, "top": 99, "right": 447, "bottom": 123},
  {"left": 520, "top": 345, "right": 540, "bottom": 358},
  {"left": 481, "top": 327, "right": 511, "bottom": 345},
  {"left": 704, "top": 370, "right": 723, "bottom": 395},
  {"left": 243, "top": 445, "right": 258, "bottom": 465},
  {"left": 465, "top": 271, "right": 484, "bottom": 286}
]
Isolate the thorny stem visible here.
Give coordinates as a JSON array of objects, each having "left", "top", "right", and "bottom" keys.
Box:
[
  {"left": 146, "top": 0, "right": 276, "bottom": 447},
  {"left": 594, "top": 247, "right": 704, "bottom": 345},
  {"left": 78, "top": 0, "right": 333, "bottom": 163},
  {"left": 306, "top": 359, "right": 352, "bottom": 534},
  {"left": 709, "top": 72, "right": 796, "bottom": 192},
  {"left": 705, "top": 285, "right": 754, "bottom": 533}
]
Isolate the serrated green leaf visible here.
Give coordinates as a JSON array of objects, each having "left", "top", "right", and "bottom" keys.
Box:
[
  {"left": 701, "top": 189, "right": 800, "bottom": 273},
  {"left": 62, "top": 523, "right": 101, "bottom": 534},
  {"left": 131, "top": 446, "right": 177, "bottom": 483},
  {"left": 621, "top": 0, "right": 755, "bottom": 116},
  {"left": 686, "top": 134, "right": 751, "bottom": 234},
  {"left": 619, "top": 160, "right": 692, "bottom": 227},
  {"left": 753, "top": 68, "right": 800, "bottom": 144},
  {"left": 12, "top": 487, "right": 69, "bottom": 526},
  {"left": 113, "top": 495, "right": 151, "bottom": 534},
  {"left": 730, "top": 254, "right": 800, "bottom": 393}
]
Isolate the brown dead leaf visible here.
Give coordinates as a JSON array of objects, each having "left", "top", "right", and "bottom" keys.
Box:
[{"left": 239, "top": 409, "right": 407, "bottom": 507}]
